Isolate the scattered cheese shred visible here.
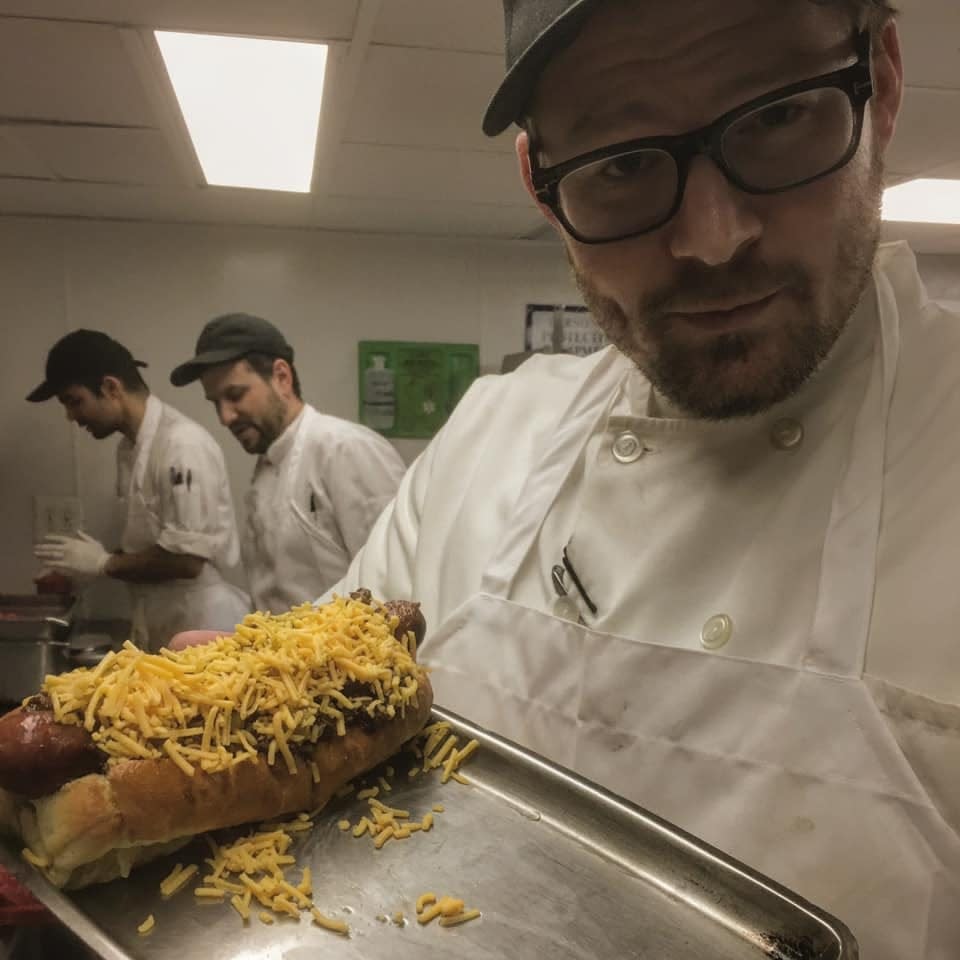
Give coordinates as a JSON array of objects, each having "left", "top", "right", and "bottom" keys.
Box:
[
  {"left": 187, "top": 819, "right": 349, "bottom": 933},
  {"left": 416, "top": 893, "right": 481, "bottom": 929},
  {"left": 42, "top": 596, "right": 427, "bottom": 776},
  {"left": 416, "top": 892, "right": 437, "bottom": 914},
  {"left": 137, "top": 915, "right": 155, "bottom": 935},
  {"left": 439, "top": 908, "right": 482, "bottom": 927},
  {"left": 160, "top": 863, "right": 198, "bottom": 897},
  {"left": 21, "top": 848, "right": 48, "bottom": 869},
  {"left": 311, "top": 909, "right": 349, "bottom": 935}
]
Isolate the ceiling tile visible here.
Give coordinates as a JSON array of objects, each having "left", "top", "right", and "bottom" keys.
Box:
[
  {"left": 13, "top": 126, "right": 186, "bottom": 185},
  {"left": 0, "top": 20, "right": 155, "bottom": 125},
  {"left": 0, "top": 179, "right": 316, "bottom": 227},
  {"left": 344, "top": 46, "right": 513, "bottom": 153},
  {"left": 887, "top": 86, "right": 960, "bottom": 176},
  {"left": 312, "top": 193, "right": 544, "bottom": 239},
  {"left": 329, "top": 143, "right": 528, "bottom": 206},
  {"left": 0, "top": 2, "right": 360, "bottom": 40},
  {"left": 0, "top": 131, "right": 53, "bottom": 178},
  {"left": 895, "top": 0, "right": 960, "bottom": 89},
  {"left": 372, "top": 0, "right": 503, "bottom": 54}
]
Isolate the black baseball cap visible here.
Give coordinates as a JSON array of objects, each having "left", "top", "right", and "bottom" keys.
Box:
[
  {"left": 27, "top": 330, "right": 148, "bottom": 403},
  {"left": 170, "top": 313, "right": 294, "bottom": 386},
  {"left": 483, "top": 0, "right": 602, "bottom": 136}
]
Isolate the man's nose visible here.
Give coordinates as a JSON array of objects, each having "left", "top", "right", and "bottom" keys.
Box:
[
  {"left": 666, "top": 157, "right": 762, "bottom": 266},
  {"left": 218, "top": 402, "right": 237, "bottom": 427}
]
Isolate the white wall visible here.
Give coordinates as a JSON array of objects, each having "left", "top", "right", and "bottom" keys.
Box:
[{"left": 0, "top": 217, "right": 580, "bottom": 603}]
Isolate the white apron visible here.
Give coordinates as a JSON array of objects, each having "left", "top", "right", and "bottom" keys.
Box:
[
  {"left": 121, "top": 410, "right": 249, "bottom": 651},
  {"left": 244, "top": 408, "right": 351, "bottom": 613},
  {"left": 420, "top": 277, "right": 960, "bottom": 958}
]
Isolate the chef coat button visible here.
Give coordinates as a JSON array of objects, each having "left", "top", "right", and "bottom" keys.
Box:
[
  {"left": 770, "top": 418, "right": 804, "bottom": 451},
  {"left": 701, "top": 614, "right": 733, "bottom": 650},
  {"left": 553, "top": 597, "right": 581, "bottom": 622},
  {"left": 612, "top": 431, "right": 646, "bottom": 464}
]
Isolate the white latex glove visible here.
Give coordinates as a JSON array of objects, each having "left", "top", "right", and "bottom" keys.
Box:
[{"left": 33, "top": 531, "right": 110, "bottom": 577}]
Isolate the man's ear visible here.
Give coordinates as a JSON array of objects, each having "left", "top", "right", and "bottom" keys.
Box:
[
  {"left": 100, "top": 375, "right": 124, "bottom": 400},
  {"left": 870, "top": 20, "right": 903, "bottom": 151},
  {"left": 272, "top": 358, "right": 294, "bottom": 394},
  {"left": 516, "top": 130, "right": 564, "bottom": 234}
]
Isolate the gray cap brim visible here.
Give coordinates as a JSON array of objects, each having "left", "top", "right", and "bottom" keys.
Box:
[
  {"left": 482, "top": 0, "right": 599, "bottom": 136},
  {"left": 170, "top": 348, "right": 248, "bottom": 386}
]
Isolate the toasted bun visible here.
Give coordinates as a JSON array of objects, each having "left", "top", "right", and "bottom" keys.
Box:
[{"left": 11, "top": 676, "right": 432, "bottom": 889}]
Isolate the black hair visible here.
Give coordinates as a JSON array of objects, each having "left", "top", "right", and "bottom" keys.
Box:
[
  {"left": 81, "top": 367, "right": 149, "bottom": 397},
  {"left": 244, "top": 352, "right": 303, "bottom": 400}
]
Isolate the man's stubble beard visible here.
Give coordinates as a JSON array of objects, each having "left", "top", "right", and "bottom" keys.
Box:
[
  {"left": 242, "top": 388, "right": 290, "bottom": 455},
  {"left": 570, "top": 151, "right": 885, "bottom": 420}
]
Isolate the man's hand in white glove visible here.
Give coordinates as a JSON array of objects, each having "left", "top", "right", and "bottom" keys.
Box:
[{"left": 33, "top": 532, "right": 110, "bottom": 578}]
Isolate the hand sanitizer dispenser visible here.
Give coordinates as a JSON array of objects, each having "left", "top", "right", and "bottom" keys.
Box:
[{"left": 363, "top": 354, "right": 395, "bottom": 431}]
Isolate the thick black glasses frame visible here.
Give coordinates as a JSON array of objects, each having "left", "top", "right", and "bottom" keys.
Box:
[{"left": 531, "top": 30, "right": 874, "bottom": 244}]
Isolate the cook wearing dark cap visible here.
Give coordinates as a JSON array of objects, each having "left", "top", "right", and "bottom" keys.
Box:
[
  {"left": 29, "top": 329, "right": 250, "bottom": 650},
  {"left": 171, "top": 5, "right": 960, "bottom": 955},
  {"left": 171, "top": 313, "right": 406, "bottom": 611}
]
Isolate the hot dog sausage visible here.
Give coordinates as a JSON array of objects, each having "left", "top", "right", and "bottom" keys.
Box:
[{"left": 0, "top": 705, "right": 103, "bottom": 798}]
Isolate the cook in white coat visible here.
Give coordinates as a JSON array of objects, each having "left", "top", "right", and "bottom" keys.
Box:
[
  {"left": 320, "top": 2, "right": 960, "bottom": 956},
  {"left": 29, "top": 330, "right": 250, "bottom": 651},
  {"left": 171, "top": 314, "right": 406, "bottom": 612}
]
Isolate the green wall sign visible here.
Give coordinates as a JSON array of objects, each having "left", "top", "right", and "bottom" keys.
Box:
[{"left": 358, "top": 341, "right": 479, "bottom": 438}]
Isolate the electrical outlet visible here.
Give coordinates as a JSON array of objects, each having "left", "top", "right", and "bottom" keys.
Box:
[{"left": 33, "top": 496, "right": 84, "bottom": 541}]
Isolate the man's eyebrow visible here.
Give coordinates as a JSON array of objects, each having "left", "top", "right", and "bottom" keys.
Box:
[{"left": 562, "top": 47, "right": 856, "bottom": 146}]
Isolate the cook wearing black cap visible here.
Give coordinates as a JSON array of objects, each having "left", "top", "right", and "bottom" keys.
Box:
[
  {"left": 171, "top": 313, "right": 406, "bottom": 612},
  {"left": 29, "top": 329, "right": 250, "bottom": 650}
]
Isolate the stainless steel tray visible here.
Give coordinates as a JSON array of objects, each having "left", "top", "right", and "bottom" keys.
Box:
[{"left": 0, "top": 707, "right": 858, "bottom": 959}]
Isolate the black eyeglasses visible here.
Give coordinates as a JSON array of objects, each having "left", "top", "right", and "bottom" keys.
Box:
[{"left": 531, "top": 31, "right": 874, "bottom": 245}]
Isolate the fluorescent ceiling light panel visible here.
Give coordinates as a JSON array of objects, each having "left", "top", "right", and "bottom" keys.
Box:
[
  {"left": 882, "top": 178, "right": 960, "bottom": 225},
  {"left": 156, "top": 31, "right": 327, "bottom": 192}
]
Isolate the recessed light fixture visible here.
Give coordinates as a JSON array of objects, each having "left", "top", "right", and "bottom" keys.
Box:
[
  {"left": 155, "top": 31, "right": 328, "bottom": 193},
  {"left": 882, "top": 178, "right": 960, "bottom": 225}
]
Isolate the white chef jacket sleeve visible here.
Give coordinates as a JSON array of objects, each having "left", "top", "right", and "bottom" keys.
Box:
[
  {"left": 320, "top": 433, "right": 437, "bottom": 604},
  {"left": 154, "top": 433, "right": 236, "bottom": 562},
  {"left": 324, "top": 432, "right": 408, "bottom": 558}
]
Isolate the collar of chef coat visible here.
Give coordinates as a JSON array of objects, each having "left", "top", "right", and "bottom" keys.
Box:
[
  {"left": 260, "top": 404, "right": 307, "bottom": 468},
  {"left": 116, "top": 394, "right": 163, "bottom": 491}
]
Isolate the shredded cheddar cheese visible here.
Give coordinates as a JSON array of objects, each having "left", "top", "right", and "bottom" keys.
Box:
[
  {"left": 183, "top": 819, "right": 349, "bottom": 932},
  {"left": 416, "top": 893, "right": 481, "bottom": 928},
  {"left": 41, "top": 596, "right": 426, "bottom": 776},
  {"left": 21, "top": 848, "right": 49, "bottom": 869},
  {"left": 137, "top": 914, "right": 155, "bottom": 935}
]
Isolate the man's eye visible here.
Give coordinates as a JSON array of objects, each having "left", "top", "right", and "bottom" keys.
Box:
[
  {"left": 749, "top": 102, "right": 807, "bottom": 131},
  {"left": 598, "top": 151, "right": 659, "bottom": 180}
]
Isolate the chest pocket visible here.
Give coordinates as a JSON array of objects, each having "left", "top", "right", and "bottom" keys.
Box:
[{"left": 288, "top": 498, "right": 349, "bottom": 567}]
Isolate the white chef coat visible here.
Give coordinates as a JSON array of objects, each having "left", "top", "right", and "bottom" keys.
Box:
[
  {"left": 116, "top": 396, "right": 250, "bottom": 650},
  {"left": 244, "top": 404, "right": 406, "bottom": 613},
  {"left": 327, "top": 242, "right": 960, "bottom": 958}
]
